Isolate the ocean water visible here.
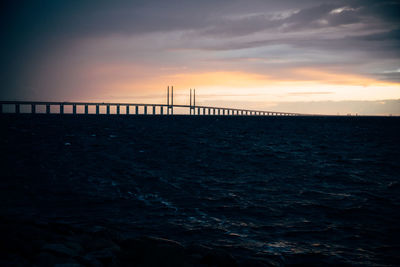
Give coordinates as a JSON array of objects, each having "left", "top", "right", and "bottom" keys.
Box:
[{"left": 1, "top": 115, "right": 400, "bottom": 266}]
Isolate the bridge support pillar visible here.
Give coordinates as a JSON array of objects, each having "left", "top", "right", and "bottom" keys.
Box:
[
  {"left": 153, "top": 106, "right": 156, "bottom": 115},
  {"left": 85, "top": 104, "right": 89, "bottom": 114},
  {"left": 96, "top": 105, "right": 99, "bottom": 114},
  {"left": 46, "top": 104, "right": 50, "bottom": 114},
  {"left": 126, "top": 105, "right": 129, "bottom": 115},
  {"left": 15, "top": 104, "right": 20, "bottom": 114},
  {"left": 117, "top": 105, "right": 120, "bottom": 115},
  {"left": 106, "top": 105, "right": 110, "bottom": 115},
  {"left": 60, "top": 104, "right": 63, "bottom": 114},
  {"left": 144, "top": 106, "right": 147, "bottom": 115},
  {"left": 136, "top": 106, "right": 139, "bottom": 115},
  {"left": 32, "top": 104, "right": 36, "bottom": 114},
  {"left": 160, "top": 106, "right": 163, "bottom": 115},
  {"left": 73, "top": 104, "right": 77, "bottom": 114}
]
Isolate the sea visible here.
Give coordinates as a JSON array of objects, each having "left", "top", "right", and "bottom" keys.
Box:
[{"left": 1, "top": 114, "right": 399, "bottom": 266}]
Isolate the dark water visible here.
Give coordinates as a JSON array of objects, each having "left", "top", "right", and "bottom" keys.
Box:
[{"left": 1, "top": 115, "right": 400, "bottom": 266}]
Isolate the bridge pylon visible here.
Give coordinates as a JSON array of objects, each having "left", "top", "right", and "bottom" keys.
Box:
[
  {"left": 190, "top": 88, "right": 196, "bottom": 115},
  {"left": 167, "top": 86, "right": 174, "bottom": 115}
]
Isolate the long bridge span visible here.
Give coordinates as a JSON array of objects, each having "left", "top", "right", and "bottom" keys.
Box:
[{"left": 0, "top": 87, "right": 304, "bottom": 116}]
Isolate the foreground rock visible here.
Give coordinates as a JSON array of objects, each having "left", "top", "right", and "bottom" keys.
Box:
[{"left": 0, "top": 217, "right": 282, "bottom": 267}]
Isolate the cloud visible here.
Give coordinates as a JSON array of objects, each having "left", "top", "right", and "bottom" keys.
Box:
[
  {"left": 270, "top": 99, "right": 400, "bottom": 115},
  {"left": 288, "top": 92, "right": 333, "bottom": 95}
]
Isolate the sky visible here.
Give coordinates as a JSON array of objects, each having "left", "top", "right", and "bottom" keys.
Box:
[{"left": 1, "top": 0, "right": 399, "bottom": 115}]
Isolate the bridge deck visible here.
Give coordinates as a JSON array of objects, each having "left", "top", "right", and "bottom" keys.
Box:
[{"left": 0, "top": 101, "right": 302, "bottom": 116}]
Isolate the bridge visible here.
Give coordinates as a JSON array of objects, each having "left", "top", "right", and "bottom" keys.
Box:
[{"left": 0, "top": 86, "right": 303, "bottom": 116}]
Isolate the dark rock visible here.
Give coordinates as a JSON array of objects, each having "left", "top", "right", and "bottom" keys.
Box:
[
  {"left": 35, "top": 252, "right": 78, "bottom": 267},
  {"left": 200, "top": 248, "right": 237, "bottom": 267},
  {"left": 118, "top": 236, "right": 186, "bottom": 266},
  {"left": 42, "top": 243, "right": 78, "bottom": 257},
  {"left": 0, "top": 254, "right": 31, "bottom": 267},
  {"left": 53, "top": 264, "right": 83, "bottom": 267},
  {"left": 86, "top": 249, "right": 116, "bottom": 266},
  {"left": 239, "top": 256, "right": 283, "bottom": 267},
  {"left": 83, "top": 237, "right": 120, "bottom": 252},
  {"left": 63, "top": 241, "right": 84, "bottom": 255},
  {"left": 77, "top": 255, "right": 103, "bottom": 267}
]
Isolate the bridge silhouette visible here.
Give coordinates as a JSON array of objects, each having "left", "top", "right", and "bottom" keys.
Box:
[{"left": 0, "top": 86, "right": 304, "bottom": 116}]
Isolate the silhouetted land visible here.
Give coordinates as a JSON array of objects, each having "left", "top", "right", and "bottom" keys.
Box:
[{"left": 1, "top": 114, "right": 399, "bottom": 266}]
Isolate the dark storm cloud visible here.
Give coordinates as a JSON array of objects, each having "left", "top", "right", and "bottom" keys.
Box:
[
  {"left": 2, "top": 0, "right": 399, "bottom": 45},
  {"left": 377, "top": 71, "right": 400, "bottom": 82}
]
